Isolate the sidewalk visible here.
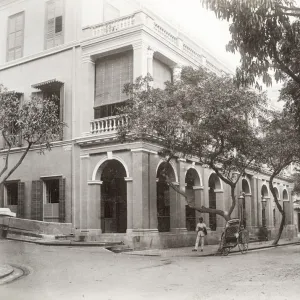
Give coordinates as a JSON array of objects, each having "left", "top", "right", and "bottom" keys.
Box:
[{"left": 124, "top": 237, "right": 300, "bottom": 257}]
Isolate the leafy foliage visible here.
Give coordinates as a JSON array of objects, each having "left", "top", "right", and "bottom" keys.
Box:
[
  {"left": 0, "top": 84, "right": 65, "bottom": 184},
  {"left": 119, "top": 67, "right": 266, "bottom": 219}
]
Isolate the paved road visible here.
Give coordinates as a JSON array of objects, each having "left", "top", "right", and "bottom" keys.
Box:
[{"left": 0, "top": 240, "right": 299, "bottom": 300}]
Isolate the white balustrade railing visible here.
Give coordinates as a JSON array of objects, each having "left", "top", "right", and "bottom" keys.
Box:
[
  {"left": 90, "top": 115, "right": 129, "bottom": 135},
  {"left": 91, "top": 14, "right": 135, "bottom": 37},
  {"left": 154, "top": 23, "right": 177, "bottom": 45}
]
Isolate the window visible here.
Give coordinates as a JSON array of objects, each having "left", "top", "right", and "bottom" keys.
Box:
[
  {"left": 7, "top": 12, "right": 24, "bottom": 62},
  {"left": 94, "top": 51, "right": 133, "bottom": 118},
  {"left": 5, "top": 182, "right": 18, "bottom": 206},
  {"left": 45, "top": 0, "right": 64, "bottom": 49},
  {"left": 44, "top": 179, "right": 59, "bottom": 204}
]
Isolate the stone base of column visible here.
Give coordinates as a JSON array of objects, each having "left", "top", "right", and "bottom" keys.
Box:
[
  {"left": 170, "top": 228, "right": 188, "bottom": 233},
  {"left": 127, "top": 229, "right": 159, "bottom": 235}
]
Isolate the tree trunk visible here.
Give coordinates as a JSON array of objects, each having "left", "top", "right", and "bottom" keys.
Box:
[{"left": 269, "top": 175, "right": 285, "bottom": 246}]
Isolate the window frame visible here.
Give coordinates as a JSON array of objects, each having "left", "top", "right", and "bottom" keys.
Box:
[
  {"left": 6, "top": 11, "right": 25, "bottom": 62},
  {"left": 44, "top": 0, "right": 65, "bottom": 50},
  {"left": 4, "top": 181, "right": 20, "bottom": 206}
]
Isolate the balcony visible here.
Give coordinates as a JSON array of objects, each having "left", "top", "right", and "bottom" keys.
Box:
[
  {"left": 82, "top": 10, "right": 231, "bottom": 76},
  {"left": 90, "top": 115, "right": 129, "bottom": 135}
]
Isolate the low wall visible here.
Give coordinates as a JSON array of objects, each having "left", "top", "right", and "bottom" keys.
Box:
[{"left": 0, "top": 217, "right": 73, "bottom": 236}]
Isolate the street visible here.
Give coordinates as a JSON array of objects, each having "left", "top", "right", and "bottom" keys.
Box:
[{"left": 0, "top": 240, "right": 299, "bottom": 300}]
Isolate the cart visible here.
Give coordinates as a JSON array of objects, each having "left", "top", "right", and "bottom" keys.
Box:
[{"left": 217, "top": 218, "right": 249, "bottom": 256}]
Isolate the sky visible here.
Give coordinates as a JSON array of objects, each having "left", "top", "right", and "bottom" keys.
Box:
[{"left": 82, "top": 0, "right": 284, "bottom": 108}]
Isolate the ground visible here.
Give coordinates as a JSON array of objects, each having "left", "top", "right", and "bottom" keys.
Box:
[{"left": 0, "top": 240, "right": 299, "bottom": 300}]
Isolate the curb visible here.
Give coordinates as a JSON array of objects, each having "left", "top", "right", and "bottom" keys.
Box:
[{"left": 0, "top": 264, "right": 14, "bottom": 279}]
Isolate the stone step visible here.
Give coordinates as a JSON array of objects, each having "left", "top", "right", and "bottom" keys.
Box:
[{"left": 106, "top": 245, "right": 133, "bottom": 253}]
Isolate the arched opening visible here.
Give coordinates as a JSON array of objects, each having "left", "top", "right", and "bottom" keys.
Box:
[
  {"left": 156, "top": 162, "right": 175, "bottom": 232},
  {"left": 100, "top": 160, "right": 127, "bottom": 233},
  {"left": 261, "top": 185, "right": 269, "bottom": 227},
  {"left": 274, "top": 187, "right": 279, "bottom": 200},
  {"left": 185, "top": 168, "right": 200, "bottom": 231},
  {"left": 208, "top": 173, "right": 221, "bottom": 231}
]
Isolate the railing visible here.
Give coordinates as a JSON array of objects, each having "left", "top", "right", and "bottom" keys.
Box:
[
  {"left": 154, "top": 23, "right": 177, "bottom": 45},
  {"left": 82, "top": 10, "right": 232, "bottom": 75},
  {"left": 90, "top": 115, "right": 129, "bottom": 134},
  {"left": 91, "top": 14, "right": 136, "bottom": 37}
]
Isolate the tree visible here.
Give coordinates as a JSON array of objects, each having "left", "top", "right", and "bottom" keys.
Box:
[
  {"left": 119, "top": 66, "right": 265, "bottom": 222},
  {"left": 0, "top": 84, "right": 65, "bottom": 187},
  {"left": 201, "top": 0, "right": 300, "bottom": 126},
  {"left": 258, "top": 109, "right": 300, "bottom": 245}
]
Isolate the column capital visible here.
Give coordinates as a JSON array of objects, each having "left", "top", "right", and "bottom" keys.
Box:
[
  {"left": 193, "top": 186, "right": 204, "bottom": 190},
  {"left": 80, "top": 154, "right": 90, "bottom": 159},
  {"left": 132, "top": 41, "right": 147, "bottom": 50},
  {"left": 147, "top": 47, "right": 155, "bottom": 59},
  {"left": 82, "top": 56, "right": 95, "bottom": 65},
  {"left": 124, "top": 177, "right": 133, "bottom": 182}
]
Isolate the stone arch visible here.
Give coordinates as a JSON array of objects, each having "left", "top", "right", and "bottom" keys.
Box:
[
  {"left": 92, "top": 156, "right": 130, "bottom": 181},
  {"left": 282, "top": 189, "right": 289, "bottom": 201},
  {"left": 261, "top": 184, "right": 269, "bottom": 198},
  {"left": 185, "top": 168, "right": 201, "bottom": 231},
  {"left": 185, "top": 167, "right": 202, "bottom": 187},
  {"left": 156, "top": 161, "right": 176, "bottom": 232},
  {"left": 96, "top": 159, "right": 128, "bottom": 233},
  {"left": 156, "top": 159, "right": 178, "bottom": 183},
  {"left": 242, "top": 178, "right": 251, "bottom": 194}
]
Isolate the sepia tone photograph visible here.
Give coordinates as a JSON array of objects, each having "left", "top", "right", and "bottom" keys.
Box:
[{"left": 0, "top": 0, "right": 300, "bottom": 299}]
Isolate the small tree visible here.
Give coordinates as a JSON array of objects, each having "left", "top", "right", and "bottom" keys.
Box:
[
  {"left": 0, "top": 84, "right": 65, "bottom": 188},
  {"left": 258, "top": 109, "right": 300, "bottom": 245},
  {"left": 119, "top": 66, "right": 265, "bottom": 222}
]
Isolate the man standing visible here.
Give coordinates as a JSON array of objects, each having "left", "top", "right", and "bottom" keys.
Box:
[{"left": 192, "top": 217, "right": 207, "bottom": 252}]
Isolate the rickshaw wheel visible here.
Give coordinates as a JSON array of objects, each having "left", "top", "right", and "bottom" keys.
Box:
[{"left": 222, "top": 247, "right": 230, "bottom": 256}]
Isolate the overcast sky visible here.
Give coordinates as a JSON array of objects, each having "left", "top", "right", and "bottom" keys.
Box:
[{"left": 82, "top": 0, "right": 284, "bottom": 108}]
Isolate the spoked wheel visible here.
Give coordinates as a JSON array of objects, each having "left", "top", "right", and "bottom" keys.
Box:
[
  {"left": 238, "top": 230, "right": 249, "bottom": 254},
  {"left": 222, "top": 247, "right": 230, "bottom": 256}
]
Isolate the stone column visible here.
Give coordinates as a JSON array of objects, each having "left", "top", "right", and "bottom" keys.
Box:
[
  {"left": 130, "top": 150, "right": 157, "bottom": 233},
  {"left": 125, "top": 177, "right": 133, "bottom": 233},
  {"left": 133, "top": 42, "right": 148, "bottom": 79},
  {"left": 194, "top": 186, "right": 204, "bottom": 221},
  {"left": 79, "top": 154, "right": 90, "bottom": 230},
  {"left": 244, "top": 194, "right": 252, "bottom": 228},
  {"left": 81, "top": 57, "right": 95, "bottom": 135},
  {"left": 147, "top": 48, "right": 154, "bottom": 77},
  {"left": 87, "top": 181, "right": 102, "bottom": 234},
  {"left": 203, "top": 168, "right": 210, "bottom": 228},
  {"left": 215, "top": 189, "right": 225, "bottom": 229}
]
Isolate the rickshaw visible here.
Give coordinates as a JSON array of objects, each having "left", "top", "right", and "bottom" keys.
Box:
[{"left": 217, "top": 218, "right": 249, "bottom": 256}]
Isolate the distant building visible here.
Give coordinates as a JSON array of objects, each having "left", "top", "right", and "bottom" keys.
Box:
[{"left": 0, "top": 0, "right": 297, "bottom": 248}]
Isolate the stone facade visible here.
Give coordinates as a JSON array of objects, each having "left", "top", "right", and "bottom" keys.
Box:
[{"left": 0, "top": 0, "right": 297, "bottom": 249}]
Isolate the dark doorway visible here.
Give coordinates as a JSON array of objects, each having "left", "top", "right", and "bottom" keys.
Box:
[{"left": 101, "top": 160, "right": 127, "bottom": 233}]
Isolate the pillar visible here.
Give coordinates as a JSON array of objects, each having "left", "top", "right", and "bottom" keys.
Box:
[
  {"left": 194, "top": 186, "right": 204, "bottom": 221},
  {"left": 81, "top": 57, "right": 95, "bottom": 135},
  {"left": 147, "top": 48, "right": 154, "bottom": 77},
  {"left": 244, "top": 194, "right": 252, "bottom": 227},
  {"left": 131, "top": 149, "right": 157, "bottom": 232},
  {"left": 125, "top": 177, "right": 133, "bottom": 232},
  {"left": 133, "top": 42, "right": 148, "bottom": 79},
  {"left": 203, "top": 168, "right": 211, "bottom": 228},
  {"left": 172, "top": 64, "right": 182, "bottom": 82},
  {"left": 79, "top": 154, "right": 90, "bottom": 230},
  {"left": 215, "top": 189, "right": 225, "bottom": 229},
  {"left": 87, "top": 181, "right": 102, "bottom": 234}
]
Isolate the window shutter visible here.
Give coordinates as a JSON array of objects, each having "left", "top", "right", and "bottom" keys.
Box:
[
  {"left": 153, "top": 58, "right": 172, "bottom": 89},
  {"left": 31, "top": 180, "right": 43, "bottom": 220},
  {"left": 94, "top": 51, "right": 133, "bottom": 107},
  {"left": 17, "top": 182, "right": 25, "bottom": 218},
  {"left": 59, "top": 177, "right": 66, "bottom": 223}
]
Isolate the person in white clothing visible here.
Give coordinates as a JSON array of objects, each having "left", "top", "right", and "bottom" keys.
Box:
[{"left": 192, "top": 217, "right": 207, "bottom": 252}]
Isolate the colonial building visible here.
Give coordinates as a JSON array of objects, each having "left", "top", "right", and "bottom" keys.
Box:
[{"left": 0, "top": 0, "right": 297, "bottom": 248}]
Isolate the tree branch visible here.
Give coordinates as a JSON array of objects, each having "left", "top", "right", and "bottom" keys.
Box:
[
  {"left": 0, "top": 132, "right": 11, "bottom": 178},
  {"left": 0, "top": 142, "right": 32, "bottom": 185}
]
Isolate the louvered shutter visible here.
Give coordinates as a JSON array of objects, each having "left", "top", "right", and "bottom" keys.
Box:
[
  {"left": 59, "top": 177, "right": 66, "bottom": 223},
  {"left": 95, "top": 51, "right": 133, "bottom": 107},
  {"left": 153, "top": 58, "right": 172, "bottom": 89},
  {"left": 46, "top": 1, "right": 55, "bottom": 49},
  {"left": 17, "top": 182, "right": 25, "bottom": 218},
  {"left": 31, "top": 180, "right": 43, "bottom": 220}
]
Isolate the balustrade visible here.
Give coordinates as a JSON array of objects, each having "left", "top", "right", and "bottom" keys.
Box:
[{"left": 90, "top": 115, "right": 129, "bottom": 135}]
